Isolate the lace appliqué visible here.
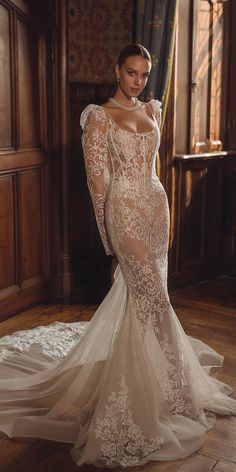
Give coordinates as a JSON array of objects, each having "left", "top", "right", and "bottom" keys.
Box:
[
  {"left": 0, "top": 322, "right": 88, "bottom": 362},
  {"left": 196, "top": 408, "right": 216, "bottom": 427},
  {"left": 91, "top": 192, "right": 113, "bottom": 254},
  {"left": 94, "top": 375, "right": 163, "bottom": 467},
  {"left": 121, "top": 253, "right": 170, "bottom": 336},
  {"left": 160, "top": 334, "right": 194, "bottom": 416}
]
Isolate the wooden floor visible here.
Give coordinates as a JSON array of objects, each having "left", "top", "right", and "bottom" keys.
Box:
[{"left": 0, "top": 276, "right": 236, "bottom": 472}]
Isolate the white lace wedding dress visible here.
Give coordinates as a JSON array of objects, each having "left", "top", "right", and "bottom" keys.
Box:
[{"left": 0, "top": 100, "right": 236, "bottom": 469}]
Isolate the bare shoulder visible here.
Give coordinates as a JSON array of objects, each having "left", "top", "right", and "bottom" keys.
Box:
[
  {"left": 102, "top": 101, "right": 116, "bottom": 110},
  {"left": 139, "top": 100, "right": 151, "bottom": 111},
  {"left": 138, "top": 100, "right": 147, "bottom": 108}
]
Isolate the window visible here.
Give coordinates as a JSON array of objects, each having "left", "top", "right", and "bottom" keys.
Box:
[{"left": 190, "top": 0, "right": 229, "bottom": 153}]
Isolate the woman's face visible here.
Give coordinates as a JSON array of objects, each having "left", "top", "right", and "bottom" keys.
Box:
[{"left": 116, "top": 55, "right": 151, "bottom": 98}]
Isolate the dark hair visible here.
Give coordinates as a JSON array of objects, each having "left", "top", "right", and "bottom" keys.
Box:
[{"left": 117, "top": 44, "right": 151, "bottom": 67}]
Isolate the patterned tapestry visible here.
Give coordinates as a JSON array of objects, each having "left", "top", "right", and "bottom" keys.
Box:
[{"left": 68, "top": 0, "right": 133, "bottom": 83}]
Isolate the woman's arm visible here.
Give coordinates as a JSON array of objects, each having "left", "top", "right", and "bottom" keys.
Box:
[{"left": 80, "top": 107, "right": 114, "bottom": 256}]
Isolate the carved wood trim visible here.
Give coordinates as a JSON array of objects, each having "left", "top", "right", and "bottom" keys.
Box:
[{"left": 174, "top": 150, "right": 233, "bottom": 161}]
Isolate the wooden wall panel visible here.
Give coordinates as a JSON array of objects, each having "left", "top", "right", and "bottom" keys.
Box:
[
  {"left": 19, "top": 169, "right": 43, "bottom": 282},
  {"left": 228, "top": 1, "right": 236, "bottom": 149},
  {"left": 179, "top": 168, "right": 207, "bottom": 267},
  {"left": 71, "top": 196, "right": 95, "bottom": 260},
  {"left": 0, "top": 0, "right": 55, "bottom": 318},
  {"left": 17, "top": 16, "right": 40, "bottom": 148},
  {"left": 0, "top": 3, "right": 12, "bottom": 149},
  {"left": 69, "top": 82, "right": 115, "bottom": 294},
  {"left": 0, "top": 175, "right": 16, "bottom": 290},
  {"left": 223, "top": 155, "right": 236, "bottom": 276},
  {"left": 170, "top": 155, "right": 224, "bottom": 287},
  {"left": 179, "top": 164, "right": 223, "bottom": 266},
  {"left": 205, "top": 164, "right": 222, "bottom": 259}
]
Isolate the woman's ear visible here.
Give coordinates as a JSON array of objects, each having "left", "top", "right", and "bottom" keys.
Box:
[{"left": 115, "top": 64, "right": 120, "bottom": 83}]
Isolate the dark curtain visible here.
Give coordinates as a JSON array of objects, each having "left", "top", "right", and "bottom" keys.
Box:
[{"left": 135, "top": 0, "right": 177, "bottom": 131}]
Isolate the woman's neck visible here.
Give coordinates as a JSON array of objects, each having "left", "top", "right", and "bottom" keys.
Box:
[{"left": 112, "top": 89, "right": 137, "bottom": 108}]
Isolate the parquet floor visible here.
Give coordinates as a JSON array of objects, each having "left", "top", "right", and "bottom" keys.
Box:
[{"left": 0, "top": 275, "right": 236, "bottom": 472}]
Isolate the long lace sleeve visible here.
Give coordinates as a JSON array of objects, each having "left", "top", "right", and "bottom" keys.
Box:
[
  {"left": 80, "top": 105, "right": 114, "bottom": 256},
  {"left": 150, "top": 99, "right": 162, "bottom": 129}
]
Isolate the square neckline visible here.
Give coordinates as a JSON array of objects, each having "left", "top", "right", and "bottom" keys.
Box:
[{"left": 100, "top": 105, "right": 157, "bottom": 135}]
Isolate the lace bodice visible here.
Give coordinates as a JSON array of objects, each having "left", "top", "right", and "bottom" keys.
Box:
[{"left": 80, "top": 100, "right": 162, "bottom": 255}]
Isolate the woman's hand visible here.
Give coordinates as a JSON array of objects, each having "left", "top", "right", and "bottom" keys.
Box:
[{"left": 111, "top": 255, "right": 118, "bottom": 283}]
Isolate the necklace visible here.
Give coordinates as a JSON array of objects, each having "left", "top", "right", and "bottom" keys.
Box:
[{"left": 108, "top": 97, "right": 141, "bottom": 111}]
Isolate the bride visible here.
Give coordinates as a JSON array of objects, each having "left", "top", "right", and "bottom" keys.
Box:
[{"left": 0, "top": 44, "right": 235, "bottom": 469}]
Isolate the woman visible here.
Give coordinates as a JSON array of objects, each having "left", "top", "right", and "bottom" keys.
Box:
[{"left": 0, "top": 44, "right": 235, "bottom": 469}]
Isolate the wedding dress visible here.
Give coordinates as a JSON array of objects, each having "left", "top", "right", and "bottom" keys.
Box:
[{"left": 0, "top": 99, "right": 236, "bottom": 469}]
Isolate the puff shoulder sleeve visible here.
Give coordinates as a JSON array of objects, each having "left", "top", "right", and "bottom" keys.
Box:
[
  {"left": 80, "top": 105, "right": 114, "bottom": 256},
  {"left": 149, "top": 99, "right": 162, "bottom": 129}
]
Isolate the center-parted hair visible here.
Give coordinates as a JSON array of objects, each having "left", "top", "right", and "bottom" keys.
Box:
[{"left": 117, "top": 44, "right": 151, "bottom": 67}]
